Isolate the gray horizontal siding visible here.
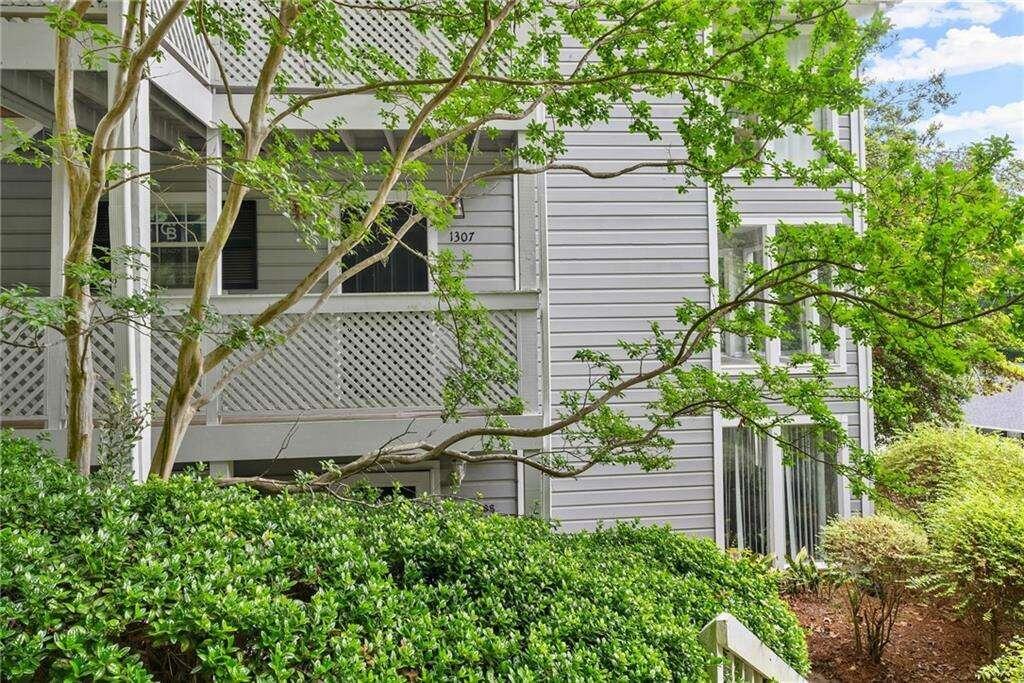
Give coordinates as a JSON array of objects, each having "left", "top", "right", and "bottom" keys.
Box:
[
  {"left": 545, "top": 85, "right": 865, "bottom": 537},
  {"left": 546, "top": 95, "right": 715, "bottom": 534},
  {"left": 1, "top": 163, "right": 51, "bottom": 294},
  {"left": 441, "top": 459, "right": 518, "bottom": 516}
]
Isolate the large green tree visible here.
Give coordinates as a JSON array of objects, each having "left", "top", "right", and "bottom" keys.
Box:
[
  {"left": 3, "top": 0, "right": 1023, "bottom": 493},
  {"left": 864, "top": 73, "right": 1024, "bottom": 440}
]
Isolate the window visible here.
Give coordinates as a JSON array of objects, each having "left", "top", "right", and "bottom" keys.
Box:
[
  {"left": 93, "top": 197, "right": 258, "bottom": 290},
  {"left": 716, "top": 224, "right": 844, "bottom": 369},
  {"left": 781, "top": 425, "right": 840, "bottom": 559},
  {"left": 720, "top": 420, "right": 846, "bottom": 561},
  {"left": 340, "top": 469, "right": 435, "bottom": 498},
  {"left": 717, "top": 225, "right": 764, "bottom": 366},
  {"left": 723, "top": 426, "right": 770, "bottom": 556},
  {"left": 342, "top": 203, "right": 428, "bottom": 293},
  {"left": 779, "top": 266, "right": 841, "bottom": 364},
  {"left": 150, "top": 196, "right": 206, "bottom": 289}
]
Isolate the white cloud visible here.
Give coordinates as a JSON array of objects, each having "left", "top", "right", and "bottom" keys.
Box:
[
  {"left": 886, "top": 0, "right": 1016, "bottom": 30},
  {"left": 916, "top": 100, "right": 1024, "bottom": 139},
  {"left": 866, "top": 25, "right": 1024, "bottom": 81}
]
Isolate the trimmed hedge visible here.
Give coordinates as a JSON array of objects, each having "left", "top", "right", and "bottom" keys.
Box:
[{"left": 0, "top": 434, "right": 808, "bottom": 681}]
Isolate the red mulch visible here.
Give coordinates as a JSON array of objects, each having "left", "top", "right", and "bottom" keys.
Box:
[{"left": 786, "top": 590, "right": 990, "bottom": 682}]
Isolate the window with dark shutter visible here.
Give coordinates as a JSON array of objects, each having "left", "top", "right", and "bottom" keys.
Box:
[
  {"left": 92, "top": 201, "right": 111, "bottom": 269},
  {"left": 222, "top": 200, "right": 258, "bottom": 290},
  {"left": 342, "top": 203, "right": 428, "bottom": 293}
]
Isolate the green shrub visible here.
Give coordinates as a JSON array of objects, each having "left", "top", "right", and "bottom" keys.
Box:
[
  {"left": 916, "top": 489, "right": 1024, "bottom": 657},
  {"left": 979, "top": 637, "right": 1024, "bottom": 682},
  {"left": 822, "top": 515, "right": 928, "bottom": 662},
  {"left": 780, "top": 547, "right": 825, "bottom": 596},
  {"left": 0, "top": 433, "right": 809, "bottom": 681},
  {"left": 876, "top": 425, "right": 1024, "bottom": 517}
]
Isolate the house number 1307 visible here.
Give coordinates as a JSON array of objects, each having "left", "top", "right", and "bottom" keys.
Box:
[{"left": 450, "top": 231, "right": 475, "bottom": 243}]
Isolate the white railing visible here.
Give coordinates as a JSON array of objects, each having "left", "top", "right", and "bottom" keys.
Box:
[
  {"left": 699, "top": 612, "right": 808, "bottom": 683},
  {"left": 1, "top": 291, "right": 539, "bottom": 425}
]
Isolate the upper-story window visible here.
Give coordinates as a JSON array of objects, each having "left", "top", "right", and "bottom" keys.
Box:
[
  {"left": 150, "top": 196, "right": 206, "bottom": 289},
  {"left": 341, "top": 202, "right": 429, "bottom": 294},
  {"left": 718, "top": 224, "right": 764, "bottom": 366},
  {"left": 94, "top": 195, "right": 258, "bottom": 291},
  {"left": 716, "top": 223, "right": 844, "bottom": 369},
  {"left": 730, "top": 33, "right": 836, "bottom": 168}
]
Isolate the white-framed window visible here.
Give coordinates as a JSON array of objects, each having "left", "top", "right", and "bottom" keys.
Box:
[
  {"left": 712, "top": 221, "right": 847, "bottom": 372},
  {"left": 717, "top": 416, "right": 850, "bottom": 562},
  {"left": 728, "top": 31, "right": 840, "bottom": 172},
  {"left": 722, "top": 425, "right": 771, "bottom": 555},
  {"left": 718, "top": 224, "right": 765, "bottom": 367},
  {"left": 150, "top": 193, "right": 207, "bottom": 290},
  {"left": 780, "top": 424, "right": 841, "bottom": 559}
]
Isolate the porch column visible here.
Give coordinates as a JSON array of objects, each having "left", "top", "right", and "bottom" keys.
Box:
[
  {"left": 45, "top": 155, "right": 71, "bottom": 430},
  {"left": 203, "top": 128, "right": 223, "bottom": 425},
  {"left": 108, "top": 2, "right": 152, "bottom": 480},
  {"left": 206, "top": 128, "right": 223, "bottom": 296}
]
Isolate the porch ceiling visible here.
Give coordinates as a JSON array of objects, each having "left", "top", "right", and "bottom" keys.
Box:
[{"left": 0, "top": 69, "right": 205, "bottom": 151}]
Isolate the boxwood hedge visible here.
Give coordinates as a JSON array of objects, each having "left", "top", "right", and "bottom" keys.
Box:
[{"left": 0, "top": 434, "right": 808, "bottom": 681}]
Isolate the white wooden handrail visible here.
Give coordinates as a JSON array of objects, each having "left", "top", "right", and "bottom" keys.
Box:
[
  {"left": 699, "top": 612, "right": 807, "bottom": 683},
  {"left": 161, "top": 290, "right": 541, "bottom": 315}
]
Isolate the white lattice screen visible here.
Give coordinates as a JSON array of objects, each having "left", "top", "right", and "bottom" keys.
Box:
[
  {"left": 219, "top": 309, "right": 518, "bottom": 416},
  {"left": 151, "top": 0, "right": 210, "bottom": 81},
  {"left": 4, "top": 304, "right": 524, "bottom": 422},
  {"left": 216, "top": 0, "right": 451, "bottom": 88},
  {"left": 1, "top": 319, "right": 46, "bottom": 419}
]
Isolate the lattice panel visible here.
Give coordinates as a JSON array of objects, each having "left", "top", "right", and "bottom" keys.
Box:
[
  {"left": 434, "top": 310, "right": 519, "bottom": 405},
  {"left": 217, "top": 0, "right": 451, "bottom": 88},
  {"left": 1, "top": 319, "right": 47, "bottom": 418},
  {"left": 150, "top": 315, "right": 186, "bottom": 411},
  {"left": 151, "top": 0, "right": 210, "bottom": 80},
  {"left": 220, "top": 309, "right": 519, "bottom": 415},
  {"left": 90, "top": 325, "right": 118, "bottom": 411}
]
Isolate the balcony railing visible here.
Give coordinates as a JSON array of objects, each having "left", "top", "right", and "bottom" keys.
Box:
[
  {"left": 1, "top": 291, "right": 540, "bottom": 427},
  {"left": 699, "top": 612, "right": 808, "bottom": 683}
]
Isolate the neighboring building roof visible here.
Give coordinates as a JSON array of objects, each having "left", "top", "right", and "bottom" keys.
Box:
[{"left": 963, "top": 381, "right": 1024, "bottom": 435}]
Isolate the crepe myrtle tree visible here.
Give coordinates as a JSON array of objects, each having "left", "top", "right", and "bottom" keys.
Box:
[{"left": 5, "top": 0, "right": 1019, "bottom": 488}]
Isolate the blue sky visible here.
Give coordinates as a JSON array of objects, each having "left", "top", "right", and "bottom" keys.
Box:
[{"left": 868, "top": 0, "right": 1024, "bottom": 152}]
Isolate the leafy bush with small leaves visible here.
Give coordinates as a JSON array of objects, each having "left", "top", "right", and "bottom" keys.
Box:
[
  {"left": 875, "top": 425, "right": 1024, "bottom": 518},
  {"left": 822, "top": 515, "right": 929, "bottom": 662},
  {"left": 979, "top": 636, "right": 1024, "bottom": 682},
  {"left": 93, "top": 374, "right": 151, "bottom": 489},
  {"left": 915, "top": 489, "right": 1024, "bottom": 658},
  {"left": 0, "top": 434, "right": 809, "bottom": 681}
]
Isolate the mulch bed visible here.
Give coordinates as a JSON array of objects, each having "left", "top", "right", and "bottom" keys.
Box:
[{"left": 786, "top": 590, "right": 991, "bottom": 682}]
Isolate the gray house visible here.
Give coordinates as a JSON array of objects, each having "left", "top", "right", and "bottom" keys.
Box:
[{"left": 1, "top": 0, "right": 876, "bottom": 563}]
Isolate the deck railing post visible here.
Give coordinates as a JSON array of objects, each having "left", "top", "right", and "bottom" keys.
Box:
[
  {"left": 45, "top": 153, "right": 71, "bottom": 431},
  {"left": 107, "top": 6, "right": 152, "bottom": 480},
  {"left": 516, "top": 309, "right": 539, "bottom": 413}
]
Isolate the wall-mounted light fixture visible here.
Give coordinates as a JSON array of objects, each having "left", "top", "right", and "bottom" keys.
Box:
[{"left": 451, "top": 197, "right": 465, "bottom": 219}]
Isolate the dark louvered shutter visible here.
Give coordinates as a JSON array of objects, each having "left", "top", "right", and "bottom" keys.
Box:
[
  {"left": 222, "top": 200, "right": 258, "bottom": 290},
  {"left": 343, "top": 203, "right": 428, "bottom": 293},
  {"left": 92, "top": 201, "right": 111, "bottom": 269}
]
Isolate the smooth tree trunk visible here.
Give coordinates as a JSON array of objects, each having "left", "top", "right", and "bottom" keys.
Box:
[
  {"left": 149, "top": 182, "right": 250, "bottom": 478},
  {"left": 63, "top": 286, "right": 94, "bottom": 476}
]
